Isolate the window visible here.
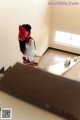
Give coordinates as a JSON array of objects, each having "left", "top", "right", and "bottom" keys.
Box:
[
  {"left": 71, "top": 34, "right": 80, "bottom": 47},
  {"left": 55, "top": 31, "right": 80, "bottom": 48}
]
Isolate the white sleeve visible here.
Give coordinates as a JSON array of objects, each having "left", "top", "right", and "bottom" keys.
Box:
[{"left": 29, "top": 39, "right": 36, "bottom": 55}]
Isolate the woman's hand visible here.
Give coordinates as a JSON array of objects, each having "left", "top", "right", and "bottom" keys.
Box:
[{"left": 34, "top": 54, "right": 41, "bottom": 57}]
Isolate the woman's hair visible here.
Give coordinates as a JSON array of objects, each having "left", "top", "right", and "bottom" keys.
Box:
[{"left": 22, "top": 24, "right": 31, "bottom": 33}]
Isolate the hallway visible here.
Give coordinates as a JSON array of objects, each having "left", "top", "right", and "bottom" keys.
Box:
[{"left": 38, "top": 48, "right": 76, "bottom": 68}]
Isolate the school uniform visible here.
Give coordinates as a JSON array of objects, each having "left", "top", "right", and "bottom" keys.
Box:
[
  {"left": 25, "top": 36, "right": 36, "bottom": 62},
  {"left": 18, "top": 25, "right": 37, "bottom": 65}
]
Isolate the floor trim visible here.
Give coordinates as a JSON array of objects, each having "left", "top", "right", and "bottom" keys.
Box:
[{"left": 49, "top": 47, "right": 80, "bottom": 56}]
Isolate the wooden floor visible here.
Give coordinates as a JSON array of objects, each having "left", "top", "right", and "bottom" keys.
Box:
[{"left": 38, "top": 48, "right": 76, "bottom": 68}]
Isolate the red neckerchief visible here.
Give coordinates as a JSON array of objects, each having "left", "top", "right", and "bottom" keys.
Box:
[
  {"left": 25, "top": 37, "right": 31, "bottom": 44},
  {"left": 25, "top": 33, "right": 31, "bottom": 44}
]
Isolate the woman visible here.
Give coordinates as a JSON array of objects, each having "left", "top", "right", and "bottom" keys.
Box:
[{"left": 18, "top": 24, "right": 38, "bottom": 65}]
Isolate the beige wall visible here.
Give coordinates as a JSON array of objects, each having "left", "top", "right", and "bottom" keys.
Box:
[
  {"left": 49, "top": 0, "right": 80, "bottom": 54},
  {"left": 0, "top": 0, "right": 51, "bottom": 69}
]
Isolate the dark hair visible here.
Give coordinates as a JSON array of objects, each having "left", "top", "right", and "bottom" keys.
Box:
[{"left": 22, "top": 24, "right": 31, "bottom": 33}]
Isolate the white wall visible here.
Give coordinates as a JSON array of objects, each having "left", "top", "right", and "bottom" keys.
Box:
[
  {"left": 0, "top": 0, "right": 51, "bottom": 69},
  {"left": 49, "top": 0, "right": 80, "bottom": 54}
]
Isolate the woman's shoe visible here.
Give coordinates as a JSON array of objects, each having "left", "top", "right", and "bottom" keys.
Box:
[
  {"left": 30, "top": 61, "right": 38, "bottom": 65},
  {"left": 23, "top": 57, "right": 38, "bottom": 65},
  {"left": 23, "top": 57, "right": 30, "bottom": 64}
]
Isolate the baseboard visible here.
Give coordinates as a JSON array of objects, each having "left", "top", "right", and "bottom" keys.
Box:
[
  {"left": 0, "top": 67, "right": 5, "bottom": 74},
  {"left": 42, "top": 47, "right": 49, "bottom": 56},
  {"left": 5, "top": 66, "right": 11, "bottom": 73},
  {"left": 49, "top": 47, "right": 80, "bottom": 56}
]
